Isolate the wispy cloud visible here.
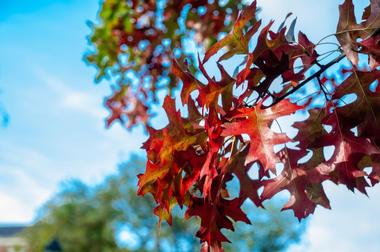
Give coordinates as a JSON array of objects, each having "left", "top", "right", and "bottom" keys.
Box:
[
  {"left": 0, "top": 145, "right": 53, "bottom": 222},
  {"left": 33, "top": 67, "right": 106, "bottom": 119},
  {"left": 289, "top": 184, "right": 380, "bottom": 252},
  {"left": 0, "top": 66, "right": 146, "bottom": 223},
  {"left": 34, "top": 66, "right": 147, "bottom": 154}
]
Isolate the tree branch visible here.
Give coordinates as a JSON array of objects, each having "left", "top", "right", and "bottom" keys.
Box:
[{"left": 261, "top": 53, "right": 346, "bottom": 108}]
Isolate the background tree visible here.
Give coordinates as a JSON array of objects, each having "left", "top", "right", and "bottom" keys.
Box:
[
  {"left": 87, "top": 0, "right": 380, "bottom": 250},
  {"left": 23, "top": 155, "right": 304, "bottom": 252}
]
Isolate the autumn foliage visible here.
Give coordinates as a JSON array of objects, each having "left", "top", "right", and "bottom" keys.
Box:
[
  {"left": 88, "top": 0, "right": 380, "bottom": 251},
  {"left": 86, "top": 0, "right": 249, "bottom": 128}
]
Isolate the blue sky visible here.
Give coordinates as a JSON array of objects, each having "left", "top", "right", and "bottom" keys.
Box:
[
  {"left": 0, "top": 0, "right": 147, "bottom": 221},
  {"left": 1, "top": 0, "right": 380, "bottom": 251}
]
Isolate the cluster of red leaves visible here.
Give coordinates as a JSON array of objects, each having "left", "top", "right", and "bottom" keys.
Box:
[
  {"left": 87, "top": 0, "right": 250, "bottom": 128},
  {"left": 137, "top": 0, "right": 380, "bottom": 251}
]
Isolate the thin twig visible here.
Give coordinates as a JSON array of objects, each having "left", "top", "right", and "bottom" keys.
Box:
[{"left": 261, "top": 53, "right": 346, "bottom": 108}]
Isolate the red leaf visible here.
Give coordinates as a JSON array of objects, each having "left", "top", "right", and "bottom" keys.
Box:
[
  {"left": 222, "top": 100, "right": 301, "bottom": 172},
  {"left": 172, "top": 60, "right": 200, "bottom": 105},
  {"left": 185, "top": 196, "right": 250, "bottom": 251},
  {"left": 261, "top": 147, "right": 331, "bottom": 220},
  {"left": 225, "top": 148, "right": 262, "bottom": 206},
  {"left": 336, "top": 0, "right": 360, "bottom": 65},
  {"left": 203, "top": 1, "right": 260, "bottom": 63},
  {"left": 336, "top": 0, "right": 380, "bottom": 66},
  {"left": 138, "top": 96, "right": 208, "bottom": 222}
]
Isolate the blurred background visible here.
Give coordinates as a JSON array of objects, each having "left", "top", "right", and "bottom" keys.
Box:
[{"left": 0, "top": 0, "right": 379, "bottom": 251}]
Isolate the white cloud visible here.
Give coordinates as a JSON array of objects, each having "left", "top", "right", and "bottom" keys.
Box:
[
  {"left": 0, "top": 68, "right": 147, "bottom": 223},
  {"left": 33, "top": 67, "right": 106, "bottom": 119},
  {"left": 0, "top": 0, "right": 146, "bottom": 226},
  {"left": 33, "top": 66, "right": 147, "bottom": 146},
  {"left": 0, "top": 142, "right": 61, "bottom": 222},
  {"left": 289, "top": 184, "right": 380, "bottom": 252},
  {"left": 0, "top": 132, "right": 128, "bottom": 223},
  {"left": 0, "top": 165, "right": 51, "bottom": 223},
  {"left": 0, "top": 192, "right": 33, "bottom": 223}
]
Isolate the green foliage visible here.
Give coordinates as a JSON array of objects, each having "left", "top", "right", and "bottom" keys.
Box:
[
  {"left": 23, "top": 155, "right": 304, "bottom": 252},
  {"left": 23, "top": 179, "right": 122, "bottom": 252}
]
